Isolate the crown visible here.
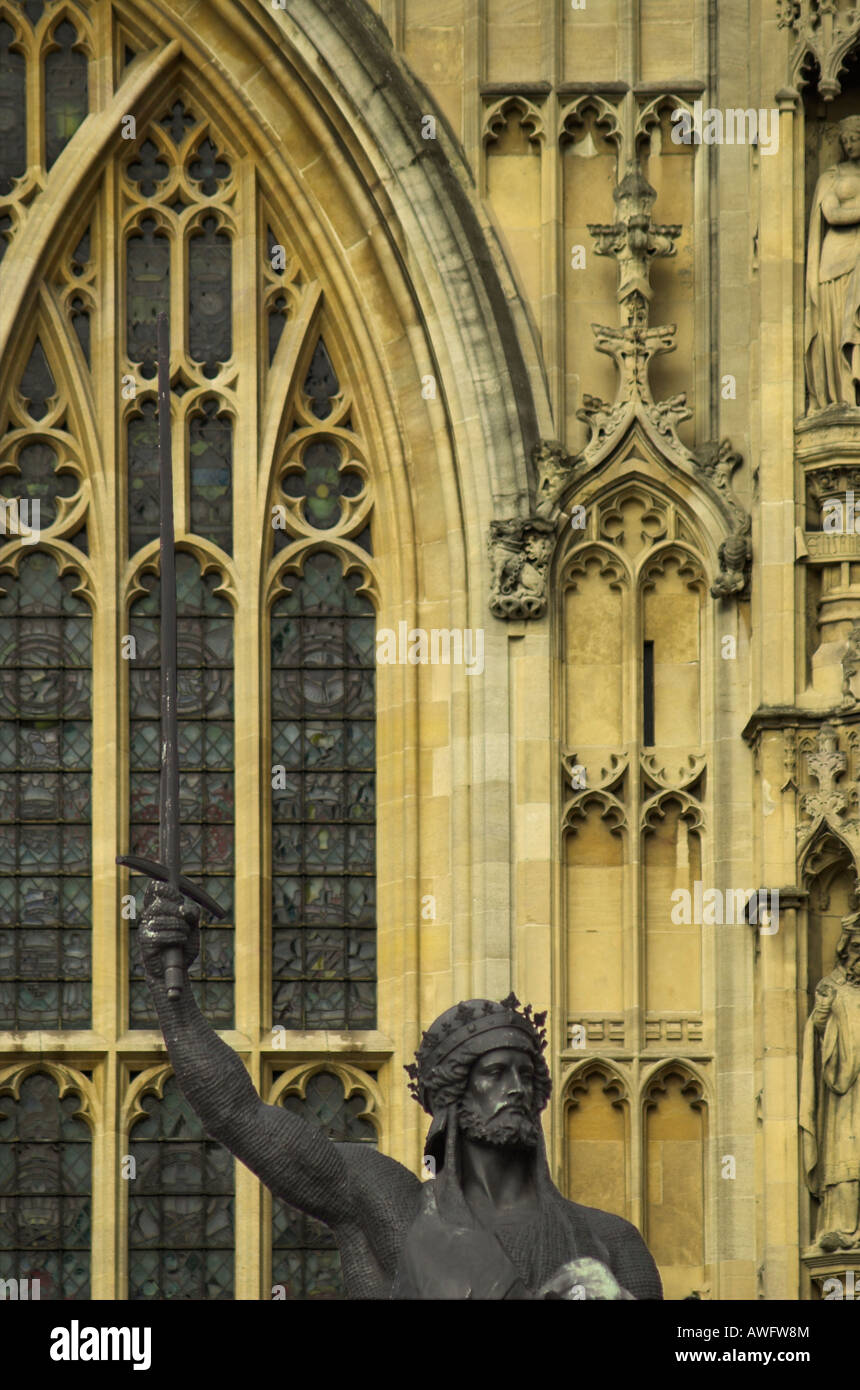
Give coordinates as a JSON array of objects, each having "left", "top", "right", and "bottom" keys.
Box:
[{"left": 404, "top": 993, "right": 548, "bottom": 1107}]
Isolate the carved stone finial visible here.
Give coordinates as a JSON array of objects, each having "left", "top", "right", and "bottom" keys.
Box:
[
  {"left": 587, "top": 165, "right": 681, "bottom": 311},
  {"left": 487, "top": 516, "right": 556, "bottom": 619},
  {"left": 803, "top": 722, "right": 849, "bottom": 825}
]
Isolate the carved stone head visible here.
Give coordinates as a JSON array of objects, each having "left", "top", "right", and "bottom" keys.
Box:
[{"left": 838, "top": 116, "right": 860, "bottom": 159}]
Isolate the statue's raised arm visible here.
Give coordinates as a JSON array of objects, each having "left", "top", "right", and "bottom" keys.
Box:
[
  {"left": 139, "top": 882, "right": 358, "bottom": 1224},
  {"left": 138, "top": 884, "right": 661, "bottom": 1299}
]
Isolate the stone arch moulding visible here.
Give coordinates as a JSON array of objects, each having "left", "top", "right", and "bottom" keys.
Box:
[
  {"left": 266, "top": 1061, "right": 383, "bottom": 1141},
  {"left": 641, "top": 1057, "right": 709, "bottom": 1106},
  {"left": 482, "top": 96, "right": 545, "bottom": 149},
  {"left": 561, "top": 1057, "right": 630, "bottom": 1107},
  {"left": 779, "top": 3, "right": 860, "bottom": 101},
  {"left": 0, "top": 0, "right": 552, "bottom": 586},
  {"left": 560, "top": 1061, "right": 631, "bottom": 1220},
  {"left": 0, "top": 1060, "right": 99, "bottom": 1133}
]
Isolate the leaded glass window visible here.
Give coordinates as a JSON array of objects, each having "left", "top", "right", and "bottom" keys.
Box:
[
  {"left": 189, "top": 398, "right": 232, "bottom": 554},
  {"left": 0, "top": 2, "right": 90, "bottom": 249},
  {"left": 271, "top": 554, "right": 376, "bottom": 1030},
  {"left": 0, "top": 1071, "right": 91, "bottom": 1299},
  {"left": 0, "top": 20, "right": 26, "bottom": 197},
  {"left": 1, "top": 17, "right": 383, "bottom": 1300},
  {"left": 0, "top": 553, "right": 91, "bottom": 1030},
  {"left": 44, "top": 17, "right": 88, "bottom": 170},
  {"left": 128, "top": 1075, "right": 233, "bottom": 1300},
  {"left": 271, "top": 1071, "right": 375, "bottom": 1300},
  {"left": 128, "top": 554, "right": 234, "bottom": 1028}
]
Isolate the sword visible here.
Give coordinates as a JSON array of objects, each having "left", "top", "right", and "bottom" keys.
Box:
[{"left": 117, "top": 312, "right": 226, "bottom": 999}]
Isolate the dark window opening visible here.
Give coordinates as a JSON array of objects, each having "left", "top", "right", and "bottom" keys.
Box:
[{"left": 643, "top": 639, "right": 655, "bottom": 746}]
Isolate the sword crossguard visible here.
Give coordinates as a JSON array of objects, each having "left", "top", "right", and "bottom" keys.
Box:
[{"left": 116, "top": 854, "right": 227, "bottom": 1001}]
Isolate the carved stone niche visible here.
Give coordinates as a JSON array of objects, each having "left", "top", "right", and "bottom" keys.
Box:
[{"left": 801, "top": 457, "right": 860, "bottom": 702}]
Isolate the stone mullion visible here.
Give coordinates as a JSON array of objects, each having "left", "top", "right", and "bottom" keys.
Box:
[
  {"left": 628, "top": 573, "right": 646, "bottom": 1231},
  {"left": 629, "top": 1054, "right": 643, "bottom": 1236},
  {"left": 463, "top": 0, "right": 485, "bottom": 177},
  {"left": 90, "top": 160, "right": 121, "bottom": 1299},
  {"left": 540, "top": 0, "right": 561, "bottom": 430},
  {"left": 380, "top": 0, "right": 404, "bottom": 53},
  {"left": 231, "top": 161, "right": 262, "bottom": 1302},
  {"left": 25, "top": 23, "right": 40, "bottom": 178}
]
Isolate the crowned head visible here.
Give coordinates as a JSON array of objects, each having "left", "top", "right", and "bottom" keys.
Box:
[{"left": 404, "top": 994, "right": 552, "bottom": 1160}]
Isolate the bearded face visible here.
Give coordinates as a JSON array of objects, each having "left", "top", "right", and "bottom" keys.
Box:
[{"left": 457, "top": 1047, "right": 541, "bottom": 1149}]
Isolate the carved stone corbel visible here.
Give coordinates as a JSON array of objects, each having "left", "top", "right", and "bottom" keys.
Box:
[{"left": 487, "top": 515, "right": 556, "bottom": 619}]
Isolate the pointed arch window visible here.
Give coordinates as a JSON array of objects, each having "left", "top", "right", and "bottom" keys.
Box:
[
  {"left": 128, "top": 554, "right": 234, "bottom": 1029},
  {"left": 0, "top": 1068, "right": 92, "bottom": 1300},
  {"left": 270, "top": 1068, "right": 377, "bottom": 1300},
  {"left": 0, "top": 552, "right": 91, "bottom": 1030},
  {"left": 1, "top": 26, "right": 383, "bottom": 1299},
  {"left": 127, "top": 1073, "right": 234, "bottom": 1301}
]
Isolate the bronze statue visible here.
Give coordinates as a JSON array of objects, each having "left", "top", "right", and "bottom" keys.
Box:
[
  {"left": 800, "top": 914, "right": 860, "bottom": 1251},
  {"left": 140, "top": 881, "right": 662, "bottom": 1299}
]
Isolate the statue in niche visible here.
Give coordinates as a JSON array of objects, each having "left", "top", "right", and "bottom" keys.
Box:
[
  {"left": 139, "top": 882, "right": 663, "bottom": 1299},
  {"left": 800, "top": 912, "right": 860, "bottom": 1249},
  {"left": 805, "top": 116, "right": 860, "bottom": 410}
]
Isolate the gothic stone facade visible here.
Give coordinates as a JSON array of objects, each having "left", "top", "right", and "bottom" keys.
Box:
[{"left": 1, "top": 0, "right": 859, "bottom": 1302}]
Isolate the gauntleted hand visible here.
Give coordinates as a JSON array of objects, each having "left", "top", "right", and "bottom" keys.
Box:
[
  {"left": 538, "top": 1257, "right": 635, "bottom": 1301},
  {"left": 138, "top": 880, "right": 200, "bottom": 980}
]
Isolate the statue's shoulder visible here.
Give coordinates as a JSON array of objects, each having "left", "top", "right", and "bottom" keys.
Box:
[{"left": 560, "top": 1197, "right": 644, "bottom": 1246}]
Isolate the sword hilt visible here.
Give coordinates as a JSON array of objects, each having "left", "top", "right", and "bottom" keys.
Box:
[{"left": 116, "top": 854, "right": 227, "bottom": 1001}]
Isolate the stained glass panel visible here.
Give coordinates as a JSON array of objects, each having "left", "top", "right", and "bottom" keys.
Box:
[
  {"left": 1, "top": 440, "right": 77, "bottom": 530},
  {"left": 266, "top": 227, "right": 287, "bottom": 365},
  {"left": 188, "top": 216, "right": 232, "bottom": 377},
  {"left": 268, "top": 293, "right": 287, "bottom": 365},
  {"left": 128, "top": 554, "right": 234, "bottom": 1028},
  {"left": 0, "top": 1072, "right": 91, "bottom": 1300},
  {"left": 303, "top": 339, "right": 339, "bottom": 419},
  {"left": 0, "top": 213, "right": 12, "bottom": 264},
  {"left": 271, "top": 553, "right": 375, "bottom": 1029},
  {"left": 127, "top": 399, "right": 160, "bottom": 554},
  {"left": 44, "top": 21, "right": 88, "bottom": 170},
  {"left": 187, "top": 139, "right": 229, "bottom": 196},
  {"left": 0, "top": 21, "right": 26, "bottom": 197},
  {"left": 189, "top": 399, "right": 232, "bottom": 553},
  {"left": 128, "top": 1077, "right": 233, "bottom": 1300},
  {"left": 0, "top": 554, "right": 91, "bottom": 1030},
  {"left": 271, "top": 1071, "right": 375, "bottom": 1300},
  {"left": 160, "top": 100, "right": 197, "bottom": 146},
  {"left": 127, "top": 139, "right": 168, "bottom": 198},
  {"left": 126, "top": 219, "right": 170, "bottom": 380},
  {"left": 18, "top": 339, "right": 56, "bottom": 421},
  {"left": 280, "top": 440, "right": 363, "bottom": 533},
  {"left": 70, "top": 295, "right": 90, "bottom": 365}
]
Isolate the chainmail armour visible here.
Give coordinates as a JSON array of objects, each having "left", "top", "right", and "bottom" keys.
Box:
[{"left": 148, "top": 968, "right": 662, "bottom": 1299}]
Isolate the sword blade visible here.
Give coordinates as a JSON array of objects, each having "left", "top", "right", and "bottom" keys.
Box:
[
  {"left": 157, "top": 311, "right": 181, "bottom": 890},
  {"left": 117, "top": 313, "right": 226, "bottom": 997}
]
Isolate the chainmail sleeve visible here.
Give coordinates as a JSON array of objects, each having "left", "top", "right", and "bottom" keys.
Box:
[
  {"left": 586, "top": 1208, "right": 664, "bottom": 1299},
  {"left": 148, "top": 972, "right": 353, "bottom": 1227}
]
